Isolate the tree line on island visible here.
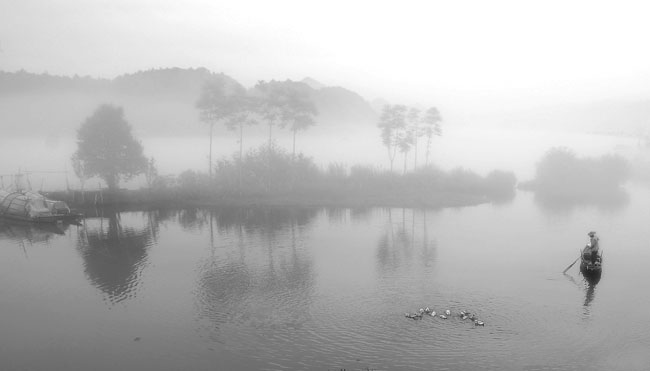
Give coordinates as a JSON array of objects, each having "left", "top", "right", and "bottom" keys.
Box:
[
  {"left": 62, "top": 69, "right": 515, "bottom": 208},
  {"left": 378, "top": 105, "right": 442, "bottom": 173}
]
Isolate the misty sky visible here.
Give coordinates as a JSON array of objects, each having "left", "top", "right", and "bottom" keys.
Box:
[{"left": 2, "top": 0, "right": 650, "bottom": 112}]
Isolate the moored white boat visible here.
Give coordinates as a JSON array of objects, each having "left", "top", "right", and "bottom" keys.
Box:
[{"left": 0, "top": 189, "right": 80, "bottom": 223}]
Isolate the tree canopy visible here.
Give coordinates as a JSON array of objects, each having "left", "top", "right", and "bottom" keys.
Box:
[
  {"left": 73, "top": 104, "right": 148, "bottom": 190},
  {"left": 377, "top": 104, "right": 408, "bottom": 171},
  {"left": 196, "top": 74, "right": 252, "bottom": 176},
  {"left": 196, "top": 74, "right": 249, "bottom": 124},
  {"left": 252, "top": 80, "right": 317, "bottom": 147}
]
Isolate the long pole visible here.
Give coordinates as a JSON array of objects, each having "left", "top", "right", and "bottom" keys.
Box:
[
  {"left": 563, "top": 257, "right": 579, "bottom": 273},
  {"left": 563, "top": 249, "right": 582, "bottom": 273}
]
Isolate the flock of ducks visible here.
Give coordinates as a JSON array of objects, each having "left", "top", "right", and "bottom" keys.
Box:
[{"left": 405, "top": 307, "right": 485, "bottom": 326}]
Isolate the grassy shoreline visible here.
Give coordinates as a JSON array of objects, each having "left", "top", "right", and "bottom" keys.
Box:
[
  {"left": 44, "top": 147, "right": 518, "bottom": 211},
  {"left": 45, "top": 184, "right": 511, "bottom": 211}
]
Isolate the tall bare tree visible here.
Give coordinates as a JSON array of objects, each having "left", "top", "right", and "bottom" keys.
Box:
[
  {"left": 252, "top": 80, "right": 288, "bottom": 148},
  {"left": 252, "top": 80, "right": 318, "bottom": 190},
  {"left": 406, "top": 107, "right": 422, "bottom": 170},
  {"left": 421, "top": 107, "right": 442, "bottom": 166},
  {"left": 377, "top": 104, "right": 408, "bottom": 172},
  {"left": 196, "top": 74, "right": 248, "bottom": 177},
  {"left": 398, "top": 125, "right": 415, "bottom": 174},
  {"left": 282, "top": 87, "right": 317, "bottom": 159}
]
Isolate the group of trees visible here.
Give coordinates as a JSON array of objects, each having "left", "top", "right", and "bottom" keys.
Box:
[
  {"left": 377, "top": 105, "right": 442, "bottom": 173},
  {"left": 196, "top": 78, "right": 317, "bottom": 178},
  {"left": 530, "top": 147, "right": 630, "bottom": 195},
  {"left": 69, "top": 79, "right": 446, "bottom": 193},
  {"left": 70, "top": 77, "right": 319, "bottom": 192}
]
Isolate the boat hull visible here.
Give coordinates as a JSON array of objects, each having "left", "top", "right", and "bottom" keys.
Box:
[
  {"left": 580, "top": 260, "right": 602, "bottom": 274},
  {"left": 0, "top": 190, "right": 82, "bottom": 223},
  {"left": 580, "top": 247, "right": 602, "bottom": 279},
  {"left": 0, "top": 214, "right": 62, "bottom": 223}
]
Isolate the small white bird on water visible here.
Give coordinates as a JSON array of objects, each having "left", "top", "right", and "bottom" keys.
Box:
[{"left": 445, "top": 310, "right": 451, "bottom": 316}]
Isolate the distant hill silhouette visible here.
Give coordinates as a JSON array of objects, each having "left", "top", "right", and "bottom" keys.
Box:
[
  {"left": 314, "top": 86, "right": 378, "bottom": 124},
  {"left": 300, "top": 77, "right": 326, "bottom": 90},
  {"left": 0, "top": 70, "right": 111, "bottom": 94},
  {"left": 0, "top": 68, "right": 378, "bottom": 137}
]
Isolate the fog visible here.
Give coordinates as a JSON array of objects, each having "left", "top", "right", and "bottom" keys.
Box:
[
  {"left": 1, "top": 0, "right": 650, "bottom": 190},
  {"left": 0, "top": 124, "right": 640, "bottom": 192},
  {"left": 5, "top": 3, "right": 650, "bottom": 369},
  {"left": 3, "top": 1, "right": 650, "bottom": 112}
]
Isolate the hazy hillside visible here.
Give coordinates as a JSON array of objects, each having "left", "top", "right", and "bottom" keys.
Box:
[
  {"left": 0, "top": 68, "right": 379, "bottom": 138},
  {"left": 313, "top": 86, "right": 378, "bottom": 124}
]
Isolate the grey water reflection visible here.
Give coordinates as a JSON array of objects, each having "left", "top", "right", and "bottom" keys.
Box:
[
  {"left": 533, "top": 187, "right": 630, "bottom": 214},
  {"left": 76, "top": 211, "right": 157, "bottom": 304},
  {"left": 324, "top": 206, "right": 373, "bottom": 225},
  {"left": 0, "top": 219, "right": 70, "bottom": 245},
  {"left": 564, "top": 272, "right": 601, "bottom": 317},
  {"left": 583, "top": 275, "right": 600, "bottom": 309},
  {"left": 377, "top": 208, "right": 438, "bottom": 273},
  {"left": 195, "top": 207, "right": 318, "bottom": 339}
]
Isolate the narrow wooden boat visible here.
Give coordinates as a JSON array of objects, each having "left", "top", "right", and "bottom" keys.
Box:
[
  {"left": 0, "top": 189, "right": 81, "bottom": 223},
  {"left": 580, "top": 245, "right": 602, "bottom": 278}
]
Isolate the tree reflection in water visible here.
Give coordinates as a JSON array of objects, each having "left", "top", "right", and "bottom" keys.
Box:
[
  {"left": 0, "top": 219, "right": 70, "bottom": 246},
  {"left": 324, "top": 206, "right": 373, "bottom": 225},
  {"left": 76, "top": 211, "right": 156, "bottom": 304},
  {"left": 194, "top": 207, "right": 318, "bottom": 338},
  {"left": 533, "top": 187, "right": 629, "bottom": 215},
  {"left": 376, "top": 208, "right": 438, "bottom": 273}
]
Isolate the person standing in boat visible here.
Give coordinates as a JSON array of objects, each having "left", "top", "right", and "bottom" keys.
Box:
[{"left": 584, "top": 231, "right": 600, "bottom": 262}]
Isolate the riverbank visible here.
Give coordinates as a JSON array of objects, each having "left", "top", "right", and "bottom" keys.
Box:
[
  {"left": 45, "top": 160, "right": 517, "bottom": 210},
  {"left": 45, "top": 185, "right": 512, "bottom": 210}
]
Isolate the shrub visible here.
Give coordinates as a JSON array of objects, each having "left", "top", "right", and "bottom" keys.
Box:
[
  {"left": 532, "top": 147, "right": 629, "bottom": 196},
  {"left": 213, "top": 144, "right": 320, "bottom": 194}
]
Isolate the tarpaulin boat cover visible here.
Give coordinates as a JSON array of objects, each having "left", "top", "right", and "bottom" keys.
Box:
[{"left": 0, "top": 189, "right": 55, "bottom": 220}]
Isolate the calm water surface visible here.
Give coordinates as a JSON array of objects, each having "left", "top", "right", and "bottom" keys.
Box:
[{"left": 1, "top": 186, "right": 649, "bottom": 371}]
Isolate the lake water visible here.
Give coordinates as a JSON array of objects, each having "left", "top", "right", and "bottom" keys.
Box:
[{"left": 1, "top": 184, "right": 649, "bottom": 371}]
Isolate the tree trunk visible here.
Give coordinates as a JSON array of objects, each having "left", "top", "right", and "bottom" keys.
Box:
[
  {"left": 425, "top": 135, "right": 432, "bottom": 166},
  {"left": 267, "top": 124, "right": 273, "bottom": 192},
  {"left": 290, "top": 129, "right": 297, "bottom": 191},
  {"left": 413, "top": 137, "right": 418, "bottom": 170},
  {"left": 80, "top": 179, "right": 86, "bottom": 203},
  {"left": 292, "top": 129, "right": 297, "bottom": 160},
  {"left": 106, "top": 174, "right": 118, "bottom": 191},
  {"left": 209, "top": 122, "right": 214, "bottom": 178},
  {"left": 386, "top": 147, "right": 394, "bottom": 172},
  {"left": 238, "top": 122, "right": 243, "bottom": 195}
]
